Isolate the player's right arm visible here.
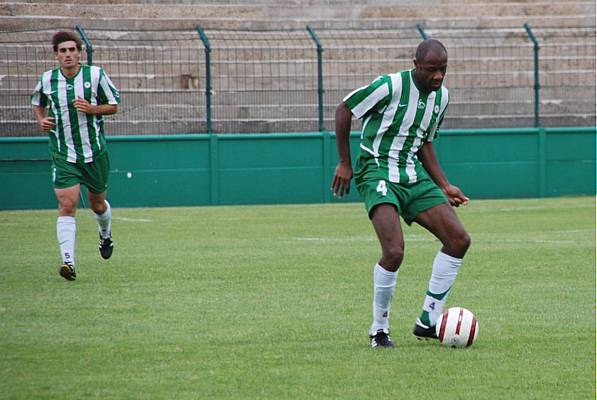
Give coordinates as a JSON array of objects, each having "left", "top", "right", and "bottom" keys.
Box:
[
  {"left": 331, "top": 102, "right": 353, "bottom": 198},
  {"left": 32, "top": 105, "right": 55, "bottom": 132},
  {"left": 31, "top": 76, "right": 55, "bottom": 132},
  {"left": 331, "top": 75, "right": 391, "bottom": 198}
]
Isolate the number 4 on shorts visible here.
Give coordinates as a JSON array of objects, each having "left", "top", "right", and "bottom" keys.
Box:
[{"left": 376, "top": 180, "right": 387, "bottom": 196}]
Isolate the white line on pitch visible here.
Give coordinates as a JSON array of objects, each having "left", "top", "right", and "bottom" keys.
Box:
[{"left": 113, "top": 217, "right": 154, "bottom": 222}]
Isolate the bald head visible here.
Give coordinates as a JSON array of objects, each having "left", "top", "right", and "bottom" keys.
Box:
[
  {"left": 412, "top": 39, "right": 448, "bottom": 94},
  {"left": 415, "top": 39, "right": 447, "bottom": 63}
]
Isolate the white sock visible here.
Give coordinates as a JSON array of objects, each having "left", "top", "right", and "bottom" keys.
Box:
[
  {"left": 95, "top": 200, "right": 112, "bottom": 239},
  {"left": 370, "top": 263, "right": 398, "bottom": 335},
  {"left": 420, "top": 251, "right": 462, "bottom": 327},
  {"left": 57, "top": 216, "right": 76, "bottom": 266}
]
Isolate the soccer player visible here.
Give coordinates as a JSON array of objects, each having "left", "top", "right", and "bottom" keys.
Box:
[
  {"left": 31, "top": 31, "right": 120, "bottom": 281},
  {"left": 330, "top": 39, "right": 471, "bottom": 348}
]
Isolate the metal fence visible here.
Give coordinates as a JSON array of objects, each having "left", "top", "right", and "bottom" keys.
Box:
[
  {"left": 200, "top": 29, "right": 319, "bottom": 133},
  {"left": 0, "top": 29, "right": 80, "bottom": 137},
  {"left": 0, "top": 25, "right": 594, "bottom": 136},
  {"left": 423, "top": 26, "right": 539, "bottom": 129},
  {"left": 533, "top": 27, "right": 596, "bottom": 127},
  {"left": 82, "top": 28, "right": 207, "bottom": 135}
]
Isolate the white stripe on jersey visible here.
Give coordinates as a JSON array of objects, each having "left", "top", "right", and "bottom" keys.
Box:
[
  {"left": 56, "top": 77, "right": 77, "bottom": 163},
  {"left": 89, "top": 67, "right": 99, "bottom": 106},
  {"left": 41, "top": 71, "right": 62, "bottom": 152},
  {"left": 343, "top": 84, "right": 367, "bottom": 104},
  {"left": 388, "top": 77, "right": 419, "bottom": 183},
  {"left": 90, "top": 67, "right": 104, "bottom": 152},
  {"left": 404, "top": 92, "right": 436, "bottom": 183},
  {"left": 31, "top": 81, "right": 42, "bottom": 106},
  {"left": 98, "top": 70, "right": 119, "bottom": 104},
  {"left": 428, "top": 87, "right": 449, "bottom": 142},
  {"left": 371, "top": 73, "right": 402, "bottom": 158},
  {"left": 361, "top": 114, "right": 372, "bottom": 141},
  {"left": 419, "top": 92, "right": 436, "bottom": 135},
  {"left": 74, "top": 73, "right": 93, "bottom": 162},
  {"left": 348, "top": 83, "right": 389, "bottom": 120}
]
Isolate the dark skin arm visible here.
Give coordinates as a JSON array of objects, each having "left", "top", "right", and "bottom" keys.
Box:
[
  {"left": 418, "top": 140, "right": 469, "bottom": 207},
  {"left": 330, "top": 102, "right": 353, "bottom": 198}
]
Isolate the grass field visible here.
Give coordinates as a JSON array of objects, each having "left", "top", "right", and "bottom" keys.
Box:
[{"left": 0, "top": 196, "right": 594, "bottom": 399}]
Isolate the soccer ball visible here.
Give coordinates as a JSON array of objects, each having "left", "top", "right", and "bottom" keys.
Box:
[{"left": 435, "top": 307, "right": 479, "bottom": 348}]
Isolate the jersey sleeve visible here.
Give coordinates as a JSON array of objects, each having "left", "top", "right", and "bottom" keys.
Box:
[
  {"left": 97, "top": 68, "right": 120, "bottom": 105},
  {"left": 427, "top": 87, "right": 450, "bottom": 142},
  {"left": 343, "top": 75, "right": 392, "bottom": 119},
  {"left": 30, "top": 77, "right": 48, "bottom": 107}
]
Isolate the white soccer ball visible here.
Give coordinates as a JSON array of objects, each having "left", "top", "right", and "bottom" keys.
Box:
[{"left": 435, "top": 307, "right": 479, "bottom": 348}]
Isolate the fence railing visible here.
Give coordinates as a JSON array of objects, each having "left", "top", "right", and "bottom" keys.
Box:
[{"left": 0, "top": 25, "right": 594, "bottom": 136}]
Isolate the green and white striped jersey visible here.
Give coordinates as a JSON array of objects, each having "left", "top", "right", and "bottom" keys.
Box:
[
  {"left": 344, "top": 69, "right": 449, "bottom": 184},
  {"left": 31, "top": 64, "right": 120, "bottom": 163}
]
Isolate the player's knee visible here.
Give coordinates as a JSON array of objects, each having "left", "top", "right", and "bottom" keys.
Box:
[
  {"left": 452, "top": 231, "right": 471, "bottom": 255},
  {"left": 383, "top": 245, "right": 404, "bottom": 268},
  {"left": 90, "top": 201, "right": 106, "bottom": 215},
  {"left": 58, "top": 198, "right": 77, "bottom": 215}
]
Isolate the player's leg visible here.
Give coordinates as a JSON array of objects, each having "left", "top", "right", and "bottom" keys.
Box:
[
  {"left": 83, "top": 153, "right": 113, "bottom": 260},
  {"left": 52, "top": 157, "right": 82, "bottom": 281},
  {"left": 413, "top": 203, "right": 471, "bottom": 337},
  {"left": 355, "top": 167, "right": 405, "bottom": 348},
  {"left": 87, "top": 188, "right": 110, "bottom": 229},
  {"left": 55, "top": 185, "right": 80, "bottom": 281},
  {"left": 415, "top": 203, "right": 470, "bottom": 258},
  {"left": 371, "top": 203, "right": 405, "bottom": 271},
  {"left": 368, "top": 203, "right": 405, "bottom": 348},
  {"left": 88, "top": 190, "right": 113, "bottom": 260}
]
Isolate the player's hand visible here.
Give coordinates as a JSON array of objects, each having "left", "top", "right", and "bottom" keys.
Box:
[
  {"left": 442, "top": 184, "right": 469, "bottom": 207},
  {"left": 73, "top": 98, "right": 93, "bottom": 114},
  {"left": 39, "top": 117, "right": 55, "bottom": 131},
  {"left": 331, "top": 161, "right": 353, "bottom": 198}
]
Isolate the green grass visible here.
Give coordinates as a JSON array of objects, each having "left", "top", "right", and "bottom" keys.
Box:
[{"left": 0, "top": 197, "right": 595, "bottom": 399}]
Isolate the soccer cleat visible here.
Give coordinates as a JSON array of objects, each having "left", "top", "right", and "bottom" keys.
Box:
[
  {"left": 99, "top": 234, "right": 113, "bottom": 260},
  {"left": 370, "top": 329, "right": 394, "bottom": 348},
  {"left": 59, "top": 262, "right": 76, "bottom": 281},
  {"left": 413, "top": 318, "right": 438, "bottom": 340}
]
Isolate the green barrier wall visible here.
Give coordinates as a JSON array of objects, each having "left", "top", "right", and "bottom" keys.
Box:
[{"left": 0, "top": 127, "right": 595, "bottom": 210}]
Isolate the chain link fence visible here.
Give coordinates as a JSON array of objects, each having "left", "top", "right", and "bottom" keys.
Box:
[
  {"left": 423, "top": 27, "right": 538, "bottom": 129},
  {"left": 423, "top": 26, "right": 596, "bottom": 128},
  {"left": 84, "top": 29, "right": 207, "bottom": 135},
  {"left": 534, "top": 27, "right": 596, "bottom": 127},
  {"left": 0, "top": 26, "right": 594, "bottom": 136},
  {"left": 317, "top": 29, "right": 422, "bottom": 132},
  {"left": 0, "top": 29, "right": 86, "bottom": 136},
  {"left": 204, "top": 29, "right": 319, "bottom": 133}
]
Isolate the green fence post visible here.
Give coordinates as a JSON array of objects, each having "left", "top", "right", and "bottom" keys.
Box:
[
  {"left": 322, "top": 131, "right": 332, "bottom": 202},
  {"left": 75, "top": 25, "right": 93, "bottom": 65},
  {"left": 196, "top": 26, "right": 213, "bottom": 134},
  {"left": 209, "top": 134, "right": 219, "bottom": 205},
  {"left": 416, "top": 23, "right": 428, "bottom": 40},
  {"left": 537, "top": 127, "right": 547, "bottom": 197},
  {"left": 524, "top": 23, "right": 541, "bottom": 128},
  {"left": 306, "top": 26, "right": 325, "bottom": 132}
]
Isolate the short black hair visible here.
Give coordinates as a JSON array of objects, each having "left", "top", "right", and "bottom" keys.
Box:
[
  {"left": 415, "top": 39, "right": 447, "bottom": 62},
  {"left": 52, "top": 31, "right": 82, "bottom": 52}
]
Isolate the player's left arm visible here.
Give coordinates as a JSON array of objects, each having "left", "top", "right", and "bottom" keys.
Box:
[
  {"left": 73, "top": 67, "right": 120, "bottom": 116},
  {"left": 418, "top": 141, "right": 469, "bottom": 207},
  {"left": 72, "top": 99, "right": 117, "bottom": 116}
]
